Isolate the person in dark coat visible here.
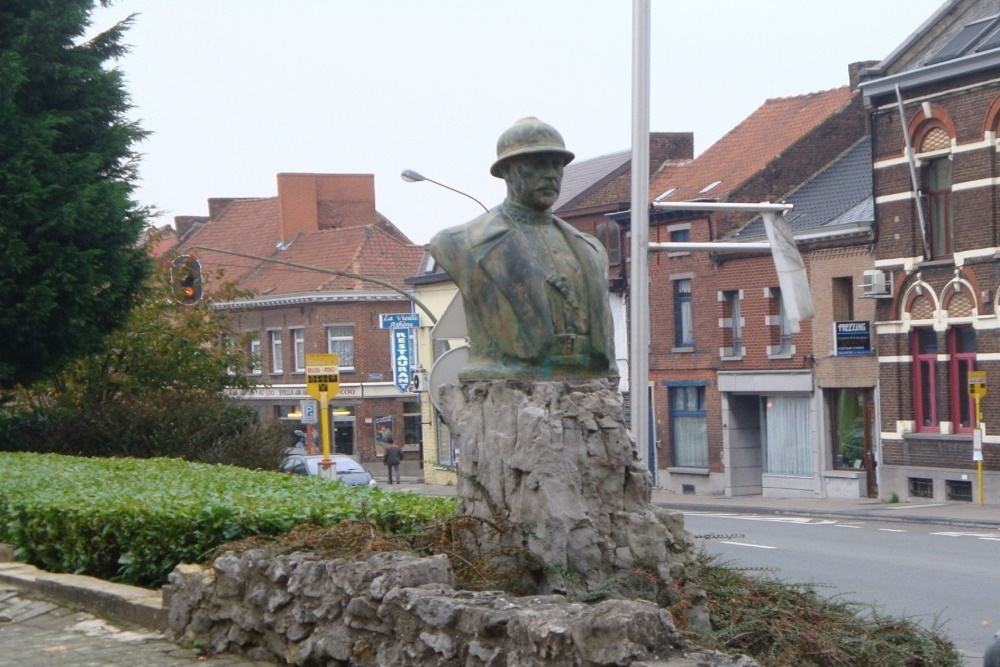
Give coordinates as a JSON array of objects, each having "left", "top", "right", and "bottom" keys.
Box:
[{"left": 383, "top": 442, "right": 403, "bottom": 484}]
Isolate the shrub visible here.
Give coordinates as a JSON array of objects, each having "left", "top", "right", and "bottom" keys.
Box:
[
  {"left": 0, "top": 394, "right": 287, "bottom": 470},
  {"left": 0, "top": 452, "right": 456, "bottom": 587}
]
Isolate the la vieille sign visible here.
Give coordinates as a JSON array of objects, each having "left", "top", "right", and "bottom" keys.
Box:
[{"left": 380, "top": 313, "right": 417, "bottom": 392}]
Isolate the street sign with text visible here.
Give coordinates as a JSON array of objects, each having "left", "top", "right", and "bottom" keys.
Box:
[
  {"left": 305, "top": 353, "right": 340, "bottom": 401},
  {"left": 380, "top": 313, "right": 420, "bottom": 329}
]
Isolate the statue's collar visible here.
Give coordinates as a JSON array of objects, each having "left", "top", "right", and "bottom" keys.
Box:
[{"left": 502, "top": 200, "right": 554, "bottom": 226}]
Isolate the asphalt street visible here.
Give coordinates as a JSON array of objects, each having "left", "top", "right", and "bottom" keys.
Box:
[{"left": 685, "top": 511, "right": 999, "bottom": 666}]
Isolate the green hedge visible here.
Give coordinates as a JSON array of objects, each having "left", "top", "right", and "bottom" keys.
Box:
[{"left": 0, "top": 452, "right": 456, "bottom": 587}]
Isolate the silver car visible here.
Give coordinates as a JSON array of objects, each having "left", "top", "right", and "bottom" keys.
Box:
[{"left": 280, "top": 454, "right": 377, "bottom": 487}]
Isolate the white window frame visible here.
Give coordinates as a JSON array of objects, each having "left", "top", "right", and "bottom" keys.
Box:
[
  {"left": 765, "top": 287, "right": 795, "bottom": 359},
  {"left": 269, "top": 330, "right": 283, "bottom": 374},
  {"left": 326, "top": 324, "right": 355, "bottom": 371},
  {"left": 249, "top": 336, "right": 261, "bottom": 376},
  {"left": 291, "top": 328, "right": 306, "bottom": 373},
  {"left": 718, "top": 290, "right": 745, "bottom": 359}
]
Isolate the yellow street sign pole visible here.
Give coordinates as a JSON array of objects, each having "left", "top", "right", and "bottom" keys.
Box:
[
  {"left": 318, "top": 388, "right": 333, "bottom": 479},
  {"left": 976, "top": 394, "right": 983, "bottom": 507},
  {"left": 305, "top": 353, "right": 340, "bottom": 479},
  {"left": 968, "top": 370, "right": 987, "bottom": 506}
]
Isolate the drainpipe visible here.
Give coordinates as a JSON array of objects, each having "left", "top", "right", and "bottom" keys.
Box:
[{"left": 895, "top": 83, "right": 931, "bottom": 260}]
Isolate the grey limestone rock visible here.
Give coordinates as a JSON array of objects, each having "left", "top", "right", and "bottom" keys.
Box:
[{"left": 440, "top": 378, "right": 696, "bottom": 594}]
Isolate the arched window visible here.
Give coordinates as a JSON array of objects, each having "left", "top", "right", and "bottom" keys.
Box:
[{"left": 917, "top": 126, "right": 953, "bottom": 259}]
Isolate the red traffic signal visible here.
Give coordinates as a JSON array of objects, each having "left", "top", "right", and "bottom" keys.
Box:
[{"left": 171, "top": 255, "right": 203, "bottom": 305}]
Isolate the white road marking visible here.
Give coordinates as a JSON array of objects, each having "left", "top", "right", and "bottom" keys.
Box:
[
  {"left": 878, "top": 528, "right": 907, "bottom": 532},
  {"left": 931, "top": 531, "right": 999, "bottom": 538},
  {"left": 684, "top": 512, "right": 840, "bottom": 525},
  {"left": 835, "top": 524, "right": 861, "bottom": 528},
  {"left": 719, "top": 541, "right": 776, "bottom": 550},
  {"left": 978, "top": 537, "right": 1000, "bottom": 542}
]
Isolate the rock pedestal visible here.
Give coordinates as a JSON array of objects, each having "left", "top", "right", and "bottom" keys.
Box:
[{"left": 439, "top": 378, "right": 694, "bottom": 595}]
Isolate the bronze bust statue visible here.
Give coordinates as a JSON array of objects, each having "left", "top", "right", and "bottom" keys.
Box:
[{"left": 429, "top": 117, "right": 618, "bottom": 380}]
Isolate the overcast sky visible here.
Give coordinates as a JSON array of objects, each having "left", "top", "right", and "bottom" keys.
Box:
[{"left": 91, "top": 0, "right": 944, "bottom": 245}]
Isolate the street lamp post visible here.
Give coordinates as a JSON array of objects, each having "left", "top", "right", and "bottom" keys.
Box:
[{"left": 400, "top": 169, "right": 489, "bottom": 213}]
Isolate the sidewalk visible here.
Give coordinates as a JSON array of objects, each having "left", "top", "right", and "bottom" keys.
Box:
[
  {"left": 387, "top": 477, "right": 1000, "bottom": 529},
  {"left": 1, "top": 479, "right": 995, "bottom": 666}
]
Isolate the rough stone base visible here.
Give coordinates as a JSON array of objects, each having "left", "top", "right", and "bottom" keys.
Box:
[
  {"left": 167, "top": 550, "right": 757, "bottom": 667},
  {"left": 439, "top": 378, "right": 695, "bottom": 595}
]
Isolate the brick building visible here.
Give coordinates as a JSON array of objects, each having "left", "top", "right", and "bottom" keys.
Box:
[
  {"left": 860, "top": 0, "right": 1000, "bottom": 504},
  {"left": 616, "top": 67, "right": 878, "bottom": 498},
  {"left": 170, "top": 173, "right": 425, "bottom": 475}
]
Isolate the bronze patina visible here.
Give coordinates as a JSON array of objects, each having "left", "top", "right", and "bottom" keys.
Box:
[{"left": 429, "top": 117, "right": 618, "bottom": 380}]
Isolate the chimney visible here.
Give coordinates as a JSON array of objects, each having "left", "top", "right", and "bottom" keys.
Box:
[
  {"left": 276, "top": 173, "right": 378, "bottom": 240},
  {"left": 649, "top": 132, "right": 694, "bottom": 173},
  {"left": 173, "top": 215, "right": 207, "bottom": 239},
  {"left": 848, "top": 60, "right": 881, "bottom": 90},
  {"left": 207, "top": 198, "right": 237, "bottom": 220}
]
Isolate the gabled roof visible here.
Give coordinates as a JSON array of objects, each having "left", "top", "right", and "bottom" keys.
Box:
[
  {"left": 862, "top": 0, "right": 1000, "bottom": 98},
  {"left": 877, "top": 0, "right": 1000, "bottom": 74},
  {"left": 172, "top": 176, "right": 423, "bottom": 299},
  {"left": 176, "top": 198, "right": 281, "bottom": 283},
  {"left": 554, "top": 149, "right": 631, "bottom": 211},
  {"left": 235, "top": 222, "right": 423, "bottom": 296},
  {"left": 648, "top": 87, "right": 855, "bottom": 204},
  {"left": 731, "top": 136, "right": 873, "bottom": 241}
]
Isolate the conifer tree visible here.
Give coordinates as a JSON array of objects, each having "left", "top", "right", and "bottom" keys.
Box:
[{"left": 0, "top": 0, "right": 149, "bottom": 389}]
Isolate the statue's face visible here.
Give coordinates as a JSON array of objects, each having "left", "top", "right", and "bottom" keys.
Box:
[{"left": 504, "top": 155, "right": 564, "bottom": 212}]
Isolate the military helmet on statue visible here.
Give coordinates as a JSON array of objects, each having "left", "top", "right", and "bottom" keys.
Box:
[{"left": 490, "top": 117, "right": 575, "bottom": 177}]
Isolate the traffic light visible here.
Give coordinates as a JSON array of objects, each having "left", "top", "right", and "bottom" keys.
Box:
[{"left": 171, "top": 255, "right": 203, "bottom": 305}]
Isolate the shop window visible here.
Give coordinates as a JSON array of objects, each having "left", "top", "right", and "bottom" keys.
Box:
[
  {"left": 831, "top": 389, "right": 866, "bottom": 469},
  {"left": 670, "top": 385, "right": 707, "bottom": 467},
  {"left": 762, "top": 395, "right": 812, "bottom": 476},
  {"left": 403, "top": 401, "right": 421, "bottom": 448}
]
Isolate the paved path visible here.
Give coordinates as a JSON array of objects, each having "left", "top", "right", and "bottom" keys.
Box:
[{"left": 0, "top": 583, "right": 274, "bottom": 667}]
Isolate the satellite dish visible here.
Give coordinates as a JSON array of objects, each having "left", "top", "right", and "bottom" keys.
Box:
[{"left": 428, "top": 345, "right": 468, "bottom": 412}]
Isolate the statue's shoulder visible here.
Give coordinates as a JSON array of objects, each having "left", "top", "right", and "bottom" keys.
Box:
[{"left": 430, "top": 208, "right": 506, "bottom": 255}]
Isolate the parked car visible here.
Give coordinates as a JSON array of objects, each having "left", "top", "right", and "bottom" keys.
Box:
[{"left": 280, "top": 453, "right": 377, "bottom": 487}]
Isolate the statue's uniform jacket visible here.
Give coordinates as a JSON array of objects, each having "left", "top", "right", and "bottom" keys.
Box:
[{"left": 430, "top": 205, "right": 618, "bottom": 379}]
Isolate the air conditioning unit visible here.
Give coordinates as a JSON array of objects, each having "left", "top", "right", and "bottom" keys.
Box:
[{"left": 860, "top": 269, "right": 892, "bottom": 298}]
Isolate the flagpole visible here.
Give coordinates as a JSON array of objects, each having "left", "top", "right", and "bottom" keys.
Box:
[{"left": 630, "top": 0, "right": 652, "bottom": 475}]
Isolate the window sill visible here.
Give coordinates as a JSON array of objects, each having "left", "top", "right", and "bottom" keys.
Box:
[
  {"left": 902, "top": 431, "right": 972, "bottom": 442},
  {"left": 671, "top": 346, "right": 695, "bottom": 354},
  {"left": 667, "top": 466, "right": 710, "bottom": 476},
  {"left": 766, "top": 352, "right": 794, "bottom": 360},
  {"left": 824, "top": 469, "right": 865, "bottom": 479},
  {"left": 916, "top": 258, "right": 955, "bottom": 269}
]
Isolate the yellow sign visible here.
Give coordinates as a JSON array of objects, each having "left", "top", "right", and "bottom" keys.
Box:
[
  {"left": 306, "top": 353, "right": 340, "bottom": 401},
  {"left": 968, "top": 370, "right": 987, "bottom": 398}
]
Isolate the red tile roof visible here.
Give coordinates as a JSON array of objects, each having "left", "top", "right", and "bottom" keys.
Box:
[
  {"left": 649, "top": 87, "right": 855, "bottom": 203},
  {"left": 172, "top": 185, "right": 422, "bottom": 298}
]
